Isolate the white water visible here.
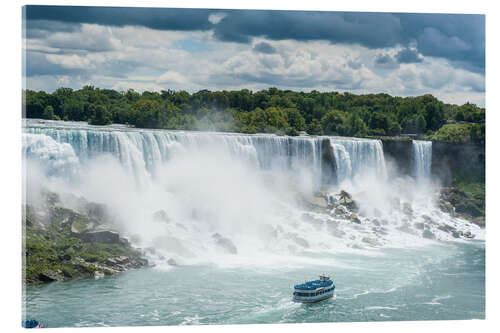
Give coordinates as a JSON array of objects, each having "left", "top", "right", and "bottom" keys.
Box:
[
  {"left": 413, "top": 140, "right": 433, "bottom": 180},
  {"left": 329, "top": 137, "right": 387, "bottom": 183},
  {"left": 22, "top": 119, "right": 482, "bottom": 268}
]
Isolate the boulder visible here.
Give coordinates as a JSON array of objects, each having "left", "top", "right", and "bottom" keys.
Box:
[
  {"left": 414, "top": 222, "right": 425, "bottom": 230},
  {"left": 403, "top": 203, "right": 413, "bottom": 218},
  {"left": 39, "top": 269, "right": 65, "bottom": 282},
  {"left": 84, "top": 202, "right": 110, "bottom": 224},
  {"left": 334, "top": 206, "right": 347, "bottom": 216},
  {"left": 94, "top": 271, "right": 105, "bottom": 279},
  {"left": 463, "top": 231, "right": 475, "bottom": 239},
  {"left": 212, "top": 233, "right": 238, "bottom": 254},
  {"left": 78, "top": 230, "right": 120, "bottom": 244},
  {"left": 349, "top": 213, "right": 361, "bottom": 224},
  {"left": 422, "top": 215, "right": 436, "bottom": 225},
  {"left": 362, "top": 237, "right": 381, "bottom": 247},
  {"left": 437, "top": 224, "right": 456, "bottom": 233},
  {"left": 167, "top": 258, "right": 178, "bottom": 266},
  {"left": 422, "top": 229, "right": 435, "bottom": 239}
]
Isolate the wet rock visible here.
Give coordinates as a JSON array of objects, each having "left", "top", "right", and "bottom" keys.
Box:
[
  {"left": 212, "top": 233, "right": 238, "bottom": 254},
  {"left": 83, "top": 202, "right": 111, "bottom": 224},
  {"left": 77, "top": 230, "right": 120, "bottom": 244},
  {"left": 153, "top": 210, "right": 171, "bottom": 223},
  {"left": 452, "top": 230, "right": 463, "bottom": 238},
  {"left": 39, "top": 270, "right": 65, "bottom": 282},
  {"left": 334, "top": 206, "right": 348, "bottom": 216},
  {"left": 362, "top": 237, "right": 381, "bottom": 247},
  {"left": 439, "top": 200, "right": 455, "bottom": 215},
  {"left": 414, "top": 222, "right": 425, "bottom": 230},
  {"left": 403, "top": 203, "right": 413, "bottom": 218},
  {"left": 167, "top": 258, "right": 178, "bottom": 266},
  {"left": 422, "top": 229, "right": 435, "bottom": 239},
  {"left": 463, "top": 231, "right": 475, "bottom": 239},
  {"left": 422, "top": 215, "right": 436, "bottom": 225},
  {"left": 94, "top": 271, "right": 105, "bottom": 279},
  {"left": 349, "top": 213, "right": 361, "bottom": 224},
  {"left": 338, "top": 190, "right": 358, "bottom": 211},
  {"left": 437, "top": 224, "right": 456, "bottom": 233},
  {"left": 371, "top": 219, "right": 381, "bottom": 226}
]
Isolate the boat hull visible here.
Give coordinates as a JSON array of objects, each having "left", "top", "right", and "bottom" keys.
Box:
[{"left": 292, "top": 290, "right": 334, "bottom": 303}]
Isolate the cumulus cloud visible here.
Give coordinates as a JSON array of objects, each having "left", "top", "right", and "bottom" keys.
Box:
[
  {"left": 26, "top": 6, "right": 484, "bottom": 72},
  {"left": 253, "top": 42, "right": 277, "bottom": 54},
  {"left": 23, "top": 7, "right": 485, "bottom": 106}
]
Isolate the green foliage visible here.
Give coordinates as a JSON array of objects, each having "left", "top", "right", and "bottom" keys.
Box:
[
  {"left": 306, "top": 119, "right": 323, "bottom": 135},
  {"left": 24, "top": 208, "right": 137, "bottom": 284},
  {"left": 432, "top": 123, "right": 485, "bottom": 144},
  {"left": 23, "top": 87, "right": 484, "bottom": 138}
]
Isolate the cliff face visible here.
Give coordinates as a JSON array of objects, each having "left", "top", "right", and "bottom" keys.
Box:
[
  {"left": 380, "top": 139, "right": 413, "bottom": 176},
  {"left": 379, "top": 138, "right": 485, "bottom": 184},
  {"left": 321, "top": 138, "right": 337, "bottom": 186},
  {"left": 431, "top": 141, "right": 485, "bottom": 185}
]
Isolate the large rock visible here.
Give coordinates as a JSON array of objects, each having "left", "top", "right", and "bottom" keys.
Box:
[
  {"left": 338, "top": 191, "right": 358, "bottom": 211},
  {"left": 212, "top": 233, "right": 238, "bottom": 254},
  {"left": 78, "top": 230, "right": 120, "bottom": 244},
  {"left": 39, "top": 269, "right": 65, "bottom": 282}
]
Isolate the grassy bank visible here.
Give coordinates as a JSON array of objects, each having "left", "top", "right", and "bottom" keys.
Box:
[{"left": 23, "top": 200, "right": 147, "bottom": 285}]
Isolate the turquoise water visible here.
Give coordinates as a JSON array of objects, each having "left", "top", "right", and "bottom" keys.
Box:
[{"left": 24, "top": 241, "right": 484, "bottom": 327}]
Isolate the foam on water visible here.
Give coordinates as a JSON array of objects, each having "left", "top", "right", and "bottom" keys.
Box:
[{"left": 22, "top": 119, "right": 482, "bottom": 268}]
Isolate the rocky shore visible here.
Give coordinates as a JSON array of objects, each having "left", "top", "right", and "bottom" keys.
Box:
[{"left": 23, "top": 191, "right": 149, "bottom": 285}]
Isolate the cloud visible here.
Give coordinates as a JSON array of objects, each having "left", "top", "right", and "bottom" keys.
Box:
[
  {"left": 25, "top": 6, "right": 484, "bottom": 72},
  {"left": 395, "top": 48, "right": 423, "bottom": 64},
  {"left": 374, "top": 53, "right": 399, "bottom": 69},
  {"left": 25, "top": 6, "right": 214, "bottom": 31},
  {"left": 156, "top": 71, "right": 188, "bottom": 85},
  {"left": 23, "top": 11, "right": 484, "bottom": 106},
  {"left": 253, "top": 42, "right": 277, "bottom": 54},
  {"left": 208, "top": 13, "right": 227, "bottom": 25}
]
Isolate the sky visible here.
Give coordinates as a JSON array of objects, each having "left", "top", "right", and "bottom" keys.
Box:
[{"left": 23, "top": 6, "right": 485, "bottom": 106}]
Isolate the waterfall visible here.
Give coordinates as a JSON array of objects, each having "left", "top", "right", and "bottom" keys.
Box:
[
  {"left": 412, "top": 140, "right": 432, "bottom": 179},
  {"left": 22, "top": 120, "right": 327, "bottom": 187},
  {"left": 329, "top": 137, "right": 387, "bottom": 183}
]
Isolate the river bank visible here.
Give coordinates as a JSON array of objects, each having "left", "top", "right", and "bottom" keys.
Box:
[{"left": 23, "top": 190, "right": 148, "bottom": 285}]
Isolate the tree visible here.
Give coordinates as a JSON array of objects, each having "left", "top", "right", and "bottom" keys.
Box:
[
  {"left": 285, "top": 108, "right": 306, "bottom": 132},
  {"left": 321, "top": 110, "right": 346, "bottom": 134},
  {"left": 43, "top": 105, "right": 55, "bottom": 120},
  {"left": 307, "top": 119, "right": 323, "bottom": 135},
  {"left": 88, "top": 105, "right": 112, "bottom": 125}
]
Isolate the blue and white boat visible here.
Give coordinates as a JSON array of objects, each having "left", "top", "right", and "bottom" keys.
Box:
[{"left": 293, "top": 274, "right": 335, "bottom": 303}]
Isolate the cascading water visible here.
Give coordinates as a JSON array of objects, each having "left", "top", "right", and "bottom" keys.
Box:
[
  {"left": 22, "top": 119, "right": 482, "bottom": 266},
  {"left": 23, "top": 119, "right": 485, "bottom": 326},
  {"left": 412, "top": 140, "right": 433, "bottom": 180},
  {"left": 329, "top": 137, "right": 387, "bottom": 184}
]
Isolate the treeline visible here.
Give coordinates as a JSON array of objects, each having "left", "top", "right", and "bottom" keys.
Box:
[{"left": 23, "top": 86, "right": 485, "bottom": 138}]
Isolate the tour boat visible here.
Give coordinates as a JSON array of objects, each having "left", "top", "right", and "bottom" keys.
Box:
[{"left": 293, "top": 274, "right": 335, "bottom": 303}]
